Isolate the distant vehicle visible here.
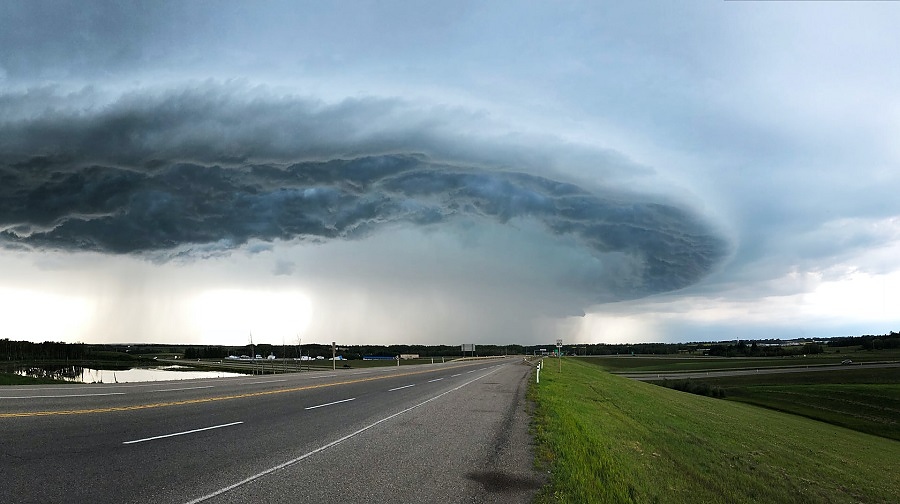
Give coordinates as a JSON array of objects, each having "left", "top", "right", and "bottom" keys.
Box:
[
  {"left": 841, "top": 359, "right": 853, "bottom": 365},
  {"left": 267, "top": 354, "right": 276, "bottom": 360},
  {"left": 316, "top": 356, "right": 325, "bottom": 360},
  {"left": 255, "top": 354, "right": 262, "bottom": 359}
]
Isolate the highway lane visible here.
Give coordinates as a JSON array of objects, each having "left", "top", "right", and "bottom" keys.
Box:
[
  {"left": 0, "top": 363, "right": 467, "bottom": 415},
  {"left": 1, "top": 358, "right": 542, "bottom": 503}
]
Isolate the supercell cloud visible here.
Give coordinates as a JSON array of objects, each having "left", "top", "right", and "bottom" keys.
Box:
[
  {"left": 0, "top": 86, "right": 728, "bottom": 307},
  {"left": 4, "top": 2, "right": 898, "bottom": 345}
]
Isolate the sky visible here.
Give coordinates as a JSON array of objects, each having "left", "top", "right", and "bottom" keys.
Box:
[{"left": 1, "top": 1, "right": 899, "bottom": 347}]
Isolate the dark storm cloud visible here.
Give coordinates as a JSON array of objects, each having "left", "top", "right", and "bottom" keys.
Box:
[{"left": 0, "top": 87, "right": 729, "bottom": 301}]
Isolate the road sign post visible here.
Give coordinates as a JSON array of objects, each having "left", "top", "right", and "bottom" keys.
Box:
[{"left": 556, "top": 338, "right": 563, "bottom": 372}]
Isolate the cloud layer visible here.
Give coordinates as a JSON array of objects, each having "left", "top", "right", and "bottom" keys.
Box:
[{"left": 1, "top": 87, "right": 728, "bottom": 305}]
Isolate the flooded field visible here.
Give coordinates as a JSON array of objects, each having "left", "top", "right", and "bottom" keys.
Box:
[{"left": 16, "top": 364, "right": 244, "bottom": 383}]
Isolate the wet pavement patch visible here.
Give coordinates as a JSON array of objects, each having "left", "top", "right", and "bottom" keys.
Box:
[{"left": 466, "top": 471, "right": 543, "bottom": 493}]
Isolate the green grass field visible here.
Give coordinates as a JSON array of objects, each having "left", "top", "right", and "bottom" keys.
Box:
[
  {"left": 577, "top": 347, "right": 900, "bottom": 374},
  {"left": 641, "top": 367, "right": 900, "bottom": 442},
  {"left": 530, "top": 358, "right": 900, "bottom": 503},
  {"left": 728, "top": 383, "right": 900, "bottom": 441}
]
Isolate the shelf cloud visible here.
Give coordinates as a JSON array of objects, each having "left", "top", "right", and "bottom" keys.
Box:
[
  {"left": 1, "top": 87, "right": 729, "bottom": 306},
  {"left": 4, "top": 1, "right": 897, "bottom": 345}
]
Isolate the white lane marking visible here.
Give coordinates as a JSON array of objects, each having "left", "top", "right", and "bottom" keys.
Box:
[
  {"left": 304, "top": 398, "right": 356, "bottom": 410},
  {"left": 451, "top": 374, "right": 462, "bottom": 377},
  {"left": 123, "top": 421, "right": 243, "bottom": 445},
  {"left": 315, "top": 374, "right": 338, "bottom": 378},
  {"left": 243, "top": 379, "right": 289, "bottom": 385},
  {"left": 150, "top": 385, "right": 214, "bottom": 393},
  {"left": 4, "top": 385, "right": 149, "bottom": 391},
  {"left": 0, "top": 392, "right": 126, "bottom": 399},
  {"left": 427, "top": 378, "right": 444, "bottom": 383},
  {"left": 466, "top": 370, "right": 477, "bottom": 373},
  {"left": 183, "top": 367, "right": 501, "bottom": 504},
  {"left": 388, "top": 384, "right": 415, "bottom": 392}
]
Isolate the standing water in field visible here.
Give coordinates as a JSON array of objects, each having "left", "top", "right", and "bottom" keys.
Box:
[{"left": 15, "top": 365, "right": 243, "bottom": 383}]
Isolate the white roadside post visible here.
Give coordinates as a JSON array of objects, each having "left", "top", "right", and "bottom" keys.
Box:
[{"left": 332, "top": 341, "right": 336, "bottom": 371}]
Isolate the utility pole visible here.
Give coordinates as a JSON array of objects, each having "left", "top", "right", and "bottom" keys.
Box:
[{"left": 250, "top": 331, "right": 255, "bottom": 375}]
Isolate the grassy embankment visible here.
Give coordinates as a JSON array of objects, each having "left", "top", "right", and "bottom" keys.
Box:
[
  {"left": 530, "top": 357, "right": 899, "bottom": 503},
  {"left": 649, "top": 367, "right": 900, "bottom": 442},
  {"left": 587, "top": 348, "right": 900, "bottom": 442}
]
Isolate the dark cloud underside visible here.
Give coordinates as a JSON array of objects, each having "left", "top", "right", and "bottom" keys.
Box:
[{"left": 0, "top": 88, "right": 729, "bottom": 303}]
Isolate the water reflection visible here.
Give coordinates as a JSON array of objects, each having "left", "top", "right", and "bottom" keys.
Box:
[{"left": 16, "top": 365, "right": 244, "bottom": 383}]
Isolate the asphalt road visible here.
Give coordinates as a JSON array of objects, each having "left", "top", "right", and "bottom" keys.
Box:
[{"left": 1, "top": 358, "right": 543, "bottom": 504}]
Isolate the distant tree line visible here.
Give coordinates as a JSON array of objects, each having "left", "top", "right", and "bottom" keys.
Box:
[
  {"left": 184, "top": 343, "right": 527, "bottom": 360},
  {"left": 562, "top": 332, "right": 900, "bottom": 357},
  {"left": 827, "top": 332, "right": 899, "bottom": 350},
  {"left": 704, "top": 341, "right": 824, "bottom": 358},
  {"left": 1, "top": 339, "right": 86, "bottom": 362},
  {"left": 563, "top": 343, "right": 685, "bottom": 356},
  {"left": 4, "top": 331, "right": 898, "bottom": 365}
]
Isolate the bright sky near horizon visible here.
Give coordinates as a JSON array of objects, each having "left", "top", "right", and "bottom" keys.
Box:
[{"left": 1, "top": 1, "right": 899, "bottom": 347}]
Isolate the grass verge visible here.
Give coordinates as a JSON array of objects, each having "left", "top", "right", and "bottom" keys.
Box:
[
  {"left": 530, "top": 358, "right": 900, "bottom": 503},
  {"left": 0, "top": 372, "right": 71, "bottom": 385}
]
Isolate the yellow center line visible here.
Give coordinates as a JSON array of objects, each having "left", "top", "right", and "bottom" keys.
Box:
[{"left": 0, "top": 363, "right": 494, "bottom": 418}]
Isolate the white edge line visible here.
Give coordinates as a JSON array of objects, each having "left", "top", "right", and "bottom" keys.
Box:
[
  {"left": 450, "top": 373, "right": 462, "bottom": 377},
  {"left": 123, "top": 421, "right": 243, "bottom": 445},
  {"left": 243, "top": 379, "right": 289, "bottom": 385},
  {"left": 427, "top": 378, "right": 444, "bottom": 383},
  {"left": 388, "top": 384, "right": 415, "bottom": 392},
  {"left": 150, "top": 385, "right": 214, "bottom": 393},
  {"left": 183, "top": 367, "right": 500, "bottom": 504},
  {"left": 0, "top": 392, "right": 127, "bottom": 399},
  {"left": 304, "top": 397, "right": 356, "bottom": 410}
]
